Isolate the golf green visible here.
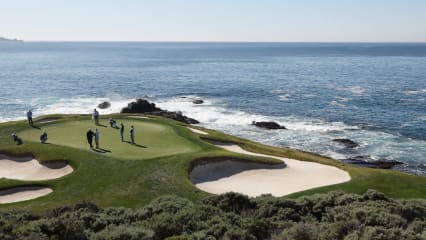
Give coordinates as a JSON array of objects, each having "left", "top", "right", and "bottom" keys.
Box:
[{"left": 19, "top": 118, "right": 202, "bottom": 160}]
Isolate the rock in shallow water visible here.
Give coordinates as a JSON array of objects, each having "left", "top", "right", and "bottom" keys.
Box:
[
  {"left": 192, "top": 99, "right": 204, "bottom": 104},
  {"left": 252, "top": 121, "right": 286, "bottom": 130},
  {"left": 343, "top": 155, "right": 404, "bottom": 169},
  {"left": 97, "top": 101, "right": 111, "bottom": 109},
  {"left": 333, "top": 138, "right": 360, "bottom": 148}
]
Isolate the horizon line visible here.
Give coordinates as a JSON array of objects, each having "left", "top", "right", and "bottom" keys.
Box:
[{"left": 8, "top": 40, "right": 426, "bottom": 44}]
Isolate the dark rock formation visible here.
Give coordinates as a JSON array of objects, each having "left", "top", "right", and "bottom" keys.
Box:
[
  {"left": 97, "top": 101, "right": 111, "bottom": 109},
  {"left": 121, "top": 99, "right": 160, "bottom": 113},
  {"left": 121, "top": 99, "right": 199, "bottom": 124},
  {"left": 333, "top": 138, "right": 359, "bottom": 148},
  {"left": 150, "top": 110, "right": 199, "bottom": 124},
  {"left": 192, "top": 99, "right": 204, "bottom": 104},
  {"left": 252, "top": 121, "right": 286, "bottom": 130},
  {"left": 343, "top": 155, "right": 403, "bottom": 169}
]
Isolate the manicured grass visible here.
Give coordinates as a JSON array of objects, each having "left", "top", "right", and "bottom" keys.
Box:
[
  {"left": 19, "top": 118, "right": 201, "bottom": 160},
  {"left": 0, "top": 115, "right": 280, "bottom": 211},
  {"left": 0, "top": 114, "right": 425, "bottom": 212}
]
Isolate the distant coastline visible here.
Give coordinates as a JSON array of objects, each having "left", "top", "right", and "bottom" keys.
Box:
[{"left": 0, "top": 36, "right": 22, "bottom": 42}]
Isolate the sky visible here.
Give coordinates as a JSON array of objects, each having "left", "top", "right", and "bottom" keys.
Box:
[{"left": 1, "top": 0, "right": 426, "bottom": 42}]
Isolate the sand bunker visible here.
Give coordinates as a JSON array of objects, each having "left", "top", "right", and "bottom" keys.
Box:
[
  {"left": 0, "top": 154, "right": 73, "bottom": 181},
  {"left": 191, "top": 141, "right": 350, "bottom": 197},
  {"left": 0, "top": 186, "right": 52, "bottom": 204},
  {"left": 187, "top": 127, "right": 208, "bottom": 135},
  {"left": 191, "top": 160, "right": 285, "bottom": 183}
]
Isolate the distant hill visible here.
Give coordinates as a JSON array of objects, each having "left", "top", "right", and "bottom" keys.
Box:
[{"left": 0, "top": 36, "right": 22, "bottom": 42}]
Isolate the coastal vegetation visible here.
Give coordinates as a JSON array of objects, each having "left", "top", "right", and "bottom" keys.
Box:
[{"left": 0, "top": 191, "right": 424, "bottom": 239}]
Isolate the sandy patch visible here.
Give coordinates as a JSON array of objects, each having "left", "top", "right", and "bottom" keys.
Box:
[
  {"left": 191, "top": 160, "right": 284, "bottom": 183},
  {"left": 0, "top": 186, "right": 52, "bottom": 204},
  {"left": 0, "top": 154, "right": 73, "bottom": 181},
  {"left": 192, "top": 141, "right": 350, "bottom": 197},
  {"left": 187, "top": 127, "right": 208, "bottom": 135}
]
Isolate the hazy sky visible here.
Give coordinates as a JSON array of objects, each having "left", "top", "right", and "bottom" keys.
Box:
[{"left": 1, "top": 0, "right": 426, "bottom": 42}]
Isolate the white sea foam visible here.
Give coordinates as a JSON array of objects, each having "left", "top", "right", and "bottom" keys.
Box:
[
  {"left": 303, "top": 94, "right": 317, "bottom": 98},
  {"left": 403, "top": 89, "right": 426, "bottom": 95},
  {"left": 269, "top": 89, "right": 287, "bottom": 94},
  {"left": 0, "top": 95, "right": 134, "bottom": 123},
  {"left": 36, "top": 97, "right": 133, "bottom": 116},
  {"left": 335, "top": 97, "right": 350, "bottom": 102},
  {"left": 157, "top": 96, "right": 425, "bottom": 174},
  {"left": 279, "top": 94, "right": 291, "bottom": 101},
  {"left": 330, "top": 101, "right": 345, "bottom": 107},
  {"left": 337, "top": 86, "right": 365, "bottom": 95}
]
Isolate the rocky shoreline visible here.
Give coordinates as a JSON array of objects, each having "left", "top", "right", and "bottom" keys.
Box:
[
  {"left": 120, "top": 99, "right": 199, "bottom": 124},
  {"left": 117, "top": 98, "right": 407, "bottom": 171}
]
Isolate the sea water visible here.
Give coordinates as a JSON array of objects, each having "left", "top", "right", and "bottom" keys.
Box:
[{"left": 0, "top": 42, "right": 425, "bottom": 175}]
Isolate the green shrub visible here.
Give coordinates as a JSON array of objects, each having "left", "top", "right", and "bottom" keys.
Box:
[
  {"left": 0, "top": 191, "right": 425, "bottom": 240},
  {"left": 91, "top": 224, "right": 153, "bottom": 240}
]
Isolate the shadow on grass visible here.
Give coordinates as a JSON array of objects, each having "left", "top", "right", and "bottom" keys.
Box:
[
  {"left": 92, "top": 148, "right": 111, "bottom": 153},
  {"left": 124, "top": 141, "right": 147, "bottom": 148}
]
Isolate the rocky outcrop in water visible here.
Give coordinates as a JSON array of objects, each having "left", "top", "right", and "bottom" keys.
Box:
[
  {"left": 333, "top": 138, "right": 359, "bottom": 148},
  {"left": 121, "top": 99, "right": 160, "bottom": 113},
  {"left": 343, "top": 155, "right": 403, "bottom": 169},
  {"left": 151, "top": 110, "right": 199, "bottom": 124},
  {"left": 192, "top": 99, "right": 204, "bottom": 104},
  {"left": 121, "top": 99, "right": 199, "bottom": 124},
  {"left": 97, "top": 101, "right": 111, "bottom": 109},
  {"left": 252, "top": 121, "right": 286, "bottom": 130}
]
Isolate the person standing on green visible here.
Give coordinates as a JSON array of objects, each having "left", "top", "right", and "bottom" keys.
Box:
[
  {"left": 92, "top": 109, "right": 99, "bottom": 125},
  {"left": 95, "top": 128, "right": 100, "bottom": 148},
  {"left": 86, "top": 128, "right": 94, "bottom": 148},
  {"left": 120, "top": 122, "right": 125, "bottom": 142},
  {"left": 130, "top": 125, "right": 135, "bottom": 144},
  {"left": 27, "top": 109, "right": 33, "bottom": 126}
]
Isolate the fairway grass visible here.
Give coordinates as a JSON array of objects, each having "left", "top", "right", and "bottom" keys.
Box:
[{"left": 0, "top": 114, "right": 425, "bottom": 211}]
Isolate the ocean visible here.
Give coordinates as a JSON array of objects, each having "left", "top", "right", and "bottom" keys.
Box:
[{"left": 0, "top": 42, "right": 425, "bottom": 175}]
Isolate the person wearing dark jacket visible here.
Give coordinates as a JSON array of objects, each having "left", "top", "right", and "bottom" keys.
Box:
[
  {"left": 27, "top": 109, "right": 33, "bottom": 126},
  {"left": 130, "top": 125, "right": 135, "bottom": 144},
  {"left": 86, "top": 128, "right": 94, "bottom": 148},
  {"left": 120, "top": 122, "right": 124, "bottom": 142},
  {"left": 12, "top": 133, "right": 23, "bottom": 145},
  {"left": 40, "top": 131, "right": 48, "bottom": 143}
]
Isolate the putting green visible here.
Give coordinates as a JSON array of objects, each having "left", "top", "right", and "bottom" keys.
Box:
[{"left": 19, "top": 118, "right": 201, "bottom": 160}]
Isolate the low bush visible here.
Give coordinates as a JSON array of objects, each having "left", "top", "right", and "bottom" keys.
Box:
[{"left": 0, "top": 190, "right": 425, "bottom": 240}]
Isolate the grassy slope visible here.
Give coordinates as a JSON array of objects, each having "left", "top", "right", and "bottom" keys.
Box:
[
  {"left": 0, "top": 114, "right": 425, "bottom": 212},
  {"left": 0, "top": 115, "right": 280, "bottom": 211}
]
